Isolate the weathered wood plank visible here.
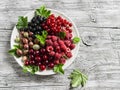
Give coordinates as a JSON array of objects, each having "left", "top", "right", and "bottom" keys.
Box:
[
  {"left": 1, "top": 0, "right": 120, "bottom": 90},
  {"left": 0, "top": 0, "right": 120, "bottom": 29}
]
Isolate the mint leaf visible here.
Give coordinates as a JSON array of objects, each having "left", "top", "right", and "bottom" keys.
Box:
[
  {"left": 69, "top": 69, "right": 88, "bottom": 88},
  {"left": 72, "top": 37, "right": 80, "bottom": 44},
  {"left": 22, "top": 65, "right": 39, "bottom": 74},
  {"left": 42, "top": 30, "right": 48, "bottom": 38},
  {"left": 59, "top": 31, "right": 66, "bottom": 39},
  {"left": 16, "top": 16, "right": 28, "bottom": 30},
  {"left": 53, "top": 64, "right": 64, "bottom": 74},
  {"left": 35, "top": 5, "right": 51, "bottom": 18},
  {"left": 35, "top": 30, "right": 48, "bottom": 45}
]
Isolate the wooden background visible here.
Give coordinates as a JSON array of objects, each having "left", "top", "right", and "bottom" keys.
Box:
[{"left": 0, "top": 0, "right": 120, "bottom": 90}]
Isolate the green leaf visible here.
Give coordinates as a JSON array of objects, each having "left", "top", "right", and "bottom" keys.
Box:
[
  {"left": 8, "top": 44, "right": 21, "bottom": 56},
  {"left": 53, "top": 64, "right": 64, "bottom": 74},
  {"left": 69, "top": 69, "right": 88, "bottom": 88},
  {"left": 35, "top": 30, "right": 48, "bottom": 45},
  {"left": 13, "top": 45, "right": 21, "bottom": 49},
  {"left": 35, "top": 5, "right": 51, "bottom": 18},
  {"left": 16, "top": 16, "right": 28, "bottom": 30},
  {"left": 72, "top": 37, "right": 80, "bottom": 44},
  {"left": 8, "top": 49, "right": 16, "bottom": 55},
  {"left": 22, "top": 65, "right": 39, "bottom": 74},
  {"left": 58, "top": 31, "right": 66, "bottom": 39},
  {"left": 42, "top": 30, "right": 48, "bottom": 38}
]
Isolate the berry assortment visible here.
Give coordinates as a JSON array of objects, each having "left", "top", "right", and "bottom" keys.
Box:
[{"left": 9, "top": 6, "right": 80, "bottom": 74}]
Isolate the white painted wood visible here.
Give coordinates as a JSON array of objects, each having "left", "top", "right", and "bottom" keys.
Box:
[{"left": 0, "top": 0, "right": 120, "bottom": 90}]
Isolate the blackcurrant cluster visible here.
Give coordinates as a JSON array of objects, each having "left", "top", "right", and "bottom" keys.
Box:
[{"left": 26, "top": 15, "right": 46, "bottom": 35}]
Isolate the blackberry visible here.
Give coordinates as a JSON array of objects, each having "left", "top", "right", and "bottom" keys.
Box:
[{"left": 35, "top": 31, "right": 41, "bottom": 35}]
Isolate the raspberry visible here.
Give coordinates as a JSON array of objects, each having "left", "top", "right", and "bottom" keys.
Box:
[
  {"left": 59, "top": 58, "right": 66, "bottom": 64},
  {"left": 66, "top": 52, "right": 72, "bottom": 58},
  {"left": 46, "top": 39, "right": 53, "bottom": 46},
  {"left": 70, "top": 44, "right": 75, "bottom": 50},
  {"left": 51, "top": 35, "right": 58, "bottom": 41},
  {"left": 55, "top": 46, "right": 61, "bottom": 52},
  {"left": 55, "top": 53, "right": 61, "bottom": 59},
  {"left": 60, "top": 45, "right": 67, "bottom": 52},
  {"left": 58, "top": 39, "right": 64, "bottom": 46},
  {"left": 46, "top": 46, "right": 54, "bottom": 52},
  {"left": 47, "top": 35, "right": 52, "bottom": 39},
  {"left": 49, "top": 51, "right": 55, "bottom": 56},
  {"left": 53, "top": 41, "right": 59, "bottom": 47},
  {"left": 54, "top": 60, "right": 60, "bottom": 65},
  {"left": 64, "top": 40, "right": 71, "bottom": 47}
]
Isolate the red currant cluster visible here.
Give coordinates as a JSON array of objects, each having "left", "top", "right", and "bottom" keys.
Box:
[{"left": 42, "top": 14, "right": 73, "bottom": 35}]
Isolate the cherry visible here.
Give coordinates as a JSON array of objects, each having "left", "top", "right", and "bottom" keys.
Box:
[
  {"left": 29, "top": 49, "right": 34, "bottom": 54},
  {"left": 39, "top": 65, "right": 46, "bottom": 71},
  {"left": 24, "top": 60, "right": 29, "bottom": 66},
  {"left": 29, "top": 60, "right": 35, "bottom": 65},
  {"left": 35, "top": 56, "right": 41, "bottom": 62},
  {"left": 34, "top": 50, "right": 40, "bottom": 55},
  {"left": 48, "top": 63, "right": 54, "bottom": 68},
  {"left": 43, "top": 55, "right": 48, "bottom": 60},
  {"left": 40, "top": 48, "right": 46, "bottom": 54},
  {"left": 29, "top": 55, "right": 34, "bottom": 60}
]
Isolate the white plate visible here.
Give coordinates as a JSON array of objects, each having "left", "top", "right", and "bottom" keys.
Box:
[{"left": 11, "top": 9, "right": 80, "bottom": 75}]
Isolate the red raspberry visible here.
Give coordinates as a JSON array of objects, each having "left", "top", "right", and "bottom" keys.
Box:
[
  {"left": 60, "top": 45, "right": 67, "bottom": 52},
  {"left": 64, "top": 40, "right": 71, "bottom": 47},
  {"left": 66, "top": 52, "right": 72, "bottom": 58},
  {"left": 47, "top": 35, "right": 52, "bottom": 39},
  {"left": 46, "top": 40, "right": 53, "bottom": 46},
  {"left": 65, "top": 32, "right": 72, "bottom": 40},
  {"left": 54, "top": 60, "right": 60, "bottom": 65},
  {"left": 61, "top": 52, "right": 65, "bottom": 56},
  {"left": 59, "top": 58, "right": 66, "bottom": 64},
  {"left": 55, "top": 53, "right": 61, "bottom": 59},
  {"left": 46, "top": 46, "right": 54, "bottom": 52},
  {"left": 58, "top": 39, "right": 64, "bottom": 45},
  {"left": 70, "top": 44, "right": 75, "bottom": 50},
  {"left": 51, "top": 35, "right": 58, "bottom": 41},
  {"left": 55, "top": 46, "right": 61, "bottom": 52},
  {"left": 49, "top": 51, "right": 55, "bottom": 56},
  {"left": 53, "top": 41, "right": 59, "bottom": 47}
]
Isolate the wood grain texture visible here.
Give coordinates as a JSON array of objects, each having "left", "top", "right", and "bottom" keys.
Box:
[{"left": 0, "top": 0, "right": 120, "bottom": 90}]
